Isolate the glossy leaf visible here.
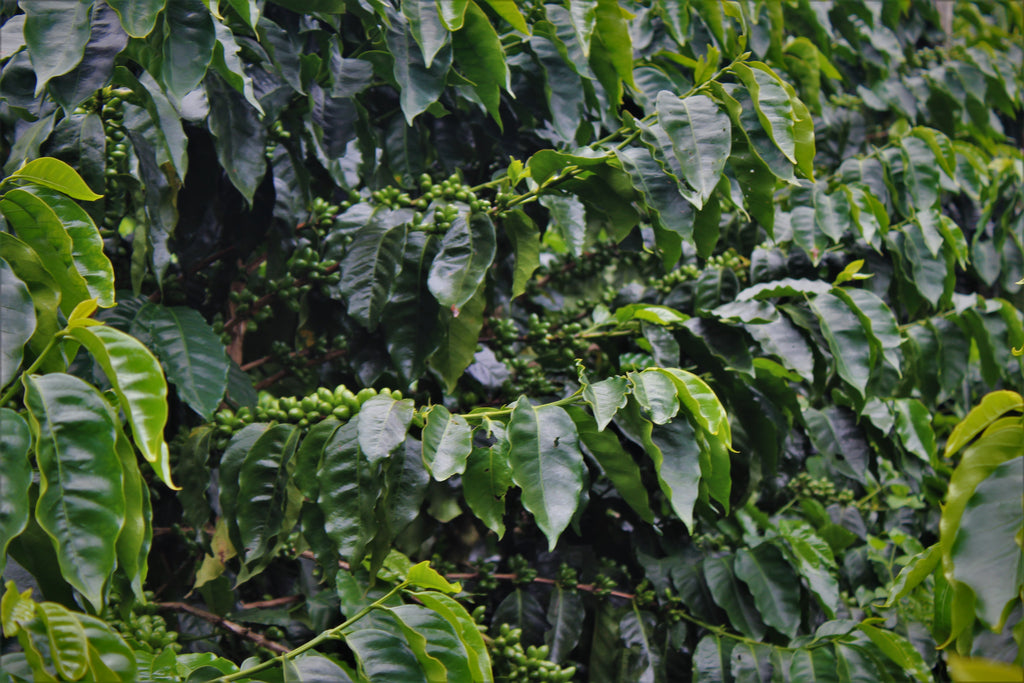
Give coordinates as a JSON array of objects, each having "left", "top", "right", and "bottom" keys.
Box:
[
  {"left": 422, "top": 405, "right": 472, "bottom": 481},
  {"left": 67, "top": 324, "right": 174, "bottom": 488},
  {"left": 403, "top": 0, "right": 449, "bottom": 68},
  {"left": 107, "top": 0, "right": 165, "bottom": 37},
  {"left": 617, "top": 607, "right": 661, "bottom": 682},
  {"left": 778, "top": 520, "right": 840, "bottom": 618},
  {"left": 387, "top": 19, "right": 452, "bottom": 124},
  {"left": 693, "top": 633, "right": 734, "bottom": 683},
  {"left": 703, "top": 555, "right": 767, "bottom": 639},
  {"left": 0, "top": 259, "right": 35, "bottom": 389},
  {"left": 77, "top": 613, "right": 136, "bottom": 682},
  {"left": 656, "top": 92, "right": 731, "bottom": 208},
  {"left": 733, "top": 63, "right": 796, "bottom": 165},
  {"left": 237, "top": 424, "right": 301, "bottom": 564},
  {"left": 22, "top": 0, "right": 92, "bottom": 91},
  {"left": 944, "top": 390, "right": 1023, "bottom": 457},
  {"left": 730, "top": 641, "right": 774, "bottom": 682},
  {"left": 358, "top": 394, "right": 416, "bottom": 464},
  {"left": 428, "top": 213, "right": 496, "bottom": 310},
  {"left": 452, "top": 1, "right": 509, "bottom": 122},
  {"left": 341, "top": 217, "right": 408, "bottom": 331},
  {"left": 858, "top": 623, "right": 931, "bottom": 683},
  {"left": 733, "top": 544, "right": 801, "bottom": 638},
  {"left": 319, "top": 419, "right": 380, "bottom": 565},
  {"left": 37, "top": 602, "right": 88, "bottom": 681},
  {"left": 430, "top": 283, "right": 486, "bottom": 393},
  {"left": 388, "top": 604, "right": 474, "bottom": 683},
  {"left": 507, "top": 399, "right": 585, "bottom": 550},
  {"left": 629, "top": 369, "right": 680, "bottom": 425},
  {"left": 383, "top": 232, "right": 442, "bottom": 384},
  {"left": 160, "top": 0, "right": 216, "bottom": 99},
  {"left": 503, "top": 210, "right": 540, "bottom": 298},
  {"left": 462, "top": 423, "right": 512, "bottom": 537},
  {"left": 133, "top": 303, "right": 230, "bottom": 420},
  {"left": 0, "top": 233, "right": 62, "bottom": 364},
  {"left": 411, "top": 592, "right": 492, "bottom": 682},
  {"left": 0, "top": 409, "right": 32, "bottom": 574},
  {"left": 111, "top": 420, "right": 150, "bottom": 599},
  {"left": 23, "top": 374, "right": 124, "bottom": 612},
  {"left": 49, "top": 1, "right": 128, "bottom": 112},
  {"left": 809, "top": 292, "right": 872, "bottom": 401},
  {"left": 217, "top": 423, "right": 268, "bottom": 554},
  {"left": 659, "top": 367, "right": 731, "bottom": 444},
  {"left": 3, "top": 158, "right": 101, "bottom": 202},
  {"left": 345, "top": 628, "right": 428, "bottom": 682},
  {"left": 568, "top": 406, "right": 653, "bottom": 523},
  {"left": 206, "top": 71, "right": 267, "bottom": 204},
  {"left": 545, "top": 585, "right": 584, "bottom": 664},
  {"left": 592, "top": 0, "right": 634, "bottom": 88}
]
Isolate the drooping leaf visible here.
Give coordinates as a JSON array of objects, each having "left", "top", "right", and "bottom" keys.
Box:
[
  {"left": 693, "top": 633, "right": 735, "bottom": 683},
  {"left": 545, "top": 585, "right": 584, "bottom": 664},
  {"left": 159, "top": 0, "right": 216, "bottom": 99},
  {"left": 503, "top": 210, "right": 540, "bottom": 298},
  {"left": 66, "top": 324, "right": 174, "bottom": 488},
  {"left": 236, "top": 424, "right": 301, "bottom": 565},
  {"left": 507, "top": 399, "right": 585, "bottom": 550},
  {"left": 617, "top": 607, "right": 661, "bottom": 682},
  {"left": 428, "top": 213, "right": 497, "bottom": 311},
  {"left": 857, "top": 623, "right": 931, "bottom": 683},
  {"left": 403, "top": 0, "right": 449, "bottom": 68},
  {"left": 21, "top": 0, "right": 93, "bottom": 91},
  {"left": 107, "top": 0, "right": 165, "bottom": 37},
  {"left": 387, "top": 18, "right": 452, "bottom": 124},
  {"left": 386, "top": 604, "right": 474, "bottom": 683},
  {"left": 452, "top": 0, "right": 510, "bottom": 122},
  {"left": 429, "top": 283, "right": 486, "bottom": 393},
  {"left": 944, "top": 390, "right": 1023, "bottom": 457},
  {"left": 341, "top": 216, "right": 409, "bottom": 331},
  {"left": 592, "top": 0, "right": 634, "bottom": 88},
  {"left": 36, "top": 602, "right": 89, "bottom": 681},
  {"left": 703, "top": 555, "right": 767, "bottom": 639},
  {"left": 132, "top": 303, "right": 230, "bottom": 420},
  {"left": 319, "top": 419, "right": 381, "bottom": 566},
  {"left": 655, "top": 92, "right": 731, "bottom": 208},
  {"left": 778, "top": 520, "right": 840, "bottom": 618},
  {"left": 206, "top": 71, "right": 267, "bottom": 205},
  {"left": 412, "top": 591, "right": 493, "bottom": 683},
  {"left": 344, "top": 627, "right": 429, "bottom": 682},
  {"left": 0, "top": 259, "right": 36, "bottom": 390},
  {"left": 462, "top": 423, "right": 512, "bottom": 537},
  {"left": 732, "top": 63, "right": 796, "bottom": 165},
  {"left": 48, "top": 2, "right": 128, "bottom": 112},
  {"left": 733, "top": 543, "right": 802, "bottom": 638},
  {"left": 111, "top": 419, "right": 151, "bottom": 599},
  {"left": 809, "top": 292, "right": 873, "bottom": 401},
  {"left": 422, "top": 405, "right": 472, "bottom": 481},
  {"left": 0, "top": 409, "right": 32, "bottom": 574},
  {"left": 23, "top": 374, "right": 124, "bottom": 612}
]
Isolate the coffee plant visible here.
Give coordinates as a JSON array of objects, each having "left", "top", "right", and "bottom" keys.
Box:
[{"left": 1, "top": 0, "right": 1022, "bottom": 681}]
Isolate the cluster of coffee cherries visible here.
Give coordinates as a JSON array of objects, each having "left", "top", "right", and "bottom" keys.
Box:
[
  {"left": 287, "top": 245, "right": 341, "bottom": 294},
  {"left": 71, "top": 88, "right": 134, "bottom": 231},
  {"left": 786, "top": 472, "right": 855, "bottom": 505},
  {"left": 305, "top": 196, "right": 343, "bottom": 236},
  {"left": 103, "top": 594, "right": 180, "bottom": 655},
  {"left": 704, "top": 247, "right": 749, "bottom": 282},
  {"left": 647, "top": 262, "right": 701, "bottom": 295},
  {"left": 488, "top": 623, "right": 576, "bottom": 683},
  {"left": 211, "top": 385, "right": 400, "bottom": 449}
]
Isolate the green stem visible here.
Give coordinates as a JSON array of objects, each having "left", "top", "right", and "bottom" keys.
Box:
[
  {"left": 214, "top": 581, "right": 408, "bottom": 682},
  {"left": 0, "top": 333, "right": 64, "bottom": 405},
  {"left": 462, "top": 388, "right": 584, "bottom": 422}
]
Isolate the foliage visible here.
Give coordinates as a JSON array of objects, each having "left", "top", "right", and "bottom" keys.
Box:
[{"left": 1, "top": 0, "right": 1022, "bottom": 681}]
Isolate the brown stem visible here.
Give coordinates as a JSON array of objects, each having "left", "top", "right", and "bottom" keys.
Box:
[
  {"left": 252, "top": 348, "right": 347, "bottom": 391},
  {"left": 240, "top": 596, "right": 303, "bottom": 610},
  {"left": 156, "top": 602, "right": 290, "bottom": 654}
]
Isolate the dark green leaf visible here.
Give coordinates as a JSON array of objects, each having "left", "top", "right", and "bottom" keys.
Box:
[
  {"left": 386, "top": 19, "right": 452, "bottom": 124},
  {"left": 732, "top": 63, "right": 796, "bottom": 166},
  {"left": 412, "top": 591, "right": 492, "bottom": 681},
  {"left": 452, "top": 0, "right": 509, "bottom": 122},
  {"left": 787, "top": 647, "right": 839, "bottom": 683},
  {"left": 0, "top": 258, "right": 36, "bottom": 389},
  {"left": 778, "top": 520, "right": 840, "bottom": 618},
  {"left": 428, "top": 213, "right": 496, "bottom": 310},
  {"left": 730, "top": 641, "right": 774, "bottom": 683},
  {"left": 429, "top": 283, "right": 485, "bottom": 393},
  {"left": 357, "top": 394, "right": 415, "bottom": 464},
  {"left": 403, "top": 0, "right": 448, "bottom": 68},
  {"left": 0, "top": 409, "right": 32, "bottom": 574},
  {"left": 592, "top": 0, "right": 634, "bottom": 88},
  {"left": 618, "top": 607, "right": 661, "bottom": 683},
  {"left": 387, "top": 604, "right": 474, "bottom": 682},
  {"left": 733, "top": 543, "right": 802, "bottom": 638},
  {"left": 616, "top": 145, "right": 694, "bottom": 242},
  {"left": 383, "top": 437, "right": 430, "bottom": 536},
  {"left": 545, "top": 586, "right": 584, "bottom": 664},
  {"left": 133, "top": 304, "right": 230, "bottom": 420},
  {"left": 341, "top": 216, "right": 409, "bottom": 331},
  {"left": 503, "top": 210, "right": 540, "bottom": 298},
  {"left": 23, "top": 374, "right": 124, "bottom": 612},
  {"left": 160, "top": 0, "right": 216, "bottom": 99},
  {"left": 107, "top": 0, "right": 165, "bottom": 37},
  {"left": 538, "top": 194, "right": 586, "bottom": 256},
  {"left": 655, "top": 92, "right": 731, "bottom": 208},
  {"left": 206, "top": 71, "right": 267, "bottom": 205},
  {"left": 568, "top": 406, "right": 654, "bottom": 523},
  {"left": 508, "top": 399, "right": 585, "bottom": 550},
  {"left": 809, "top": 292, "right": 873, "bottom": 401},
  {"left": 237, "top": 424, "right": 301, "bottom": 564},
  {"left": 703, "top": 555, "right": 767, "bottom": 639},
  {"left": 382, "top": 231, "right": 441, "bottom": 384},
  {"left": 344, "top": 628, "right": 428, "bottom": 683},
  {"left": 629, "top": 369, "right": 680, "bottom": 425},
  {"left": 319, "top": 419, "right": 380, "bottom": 566},
  {"left": 462, "top": 423, "right": 512, "bottom": 537},
  {"left": 493, "top": 588, "right": 548, "bottom": 646},
  {"left": 422, "top": 405, "right": 472, "bottom": 481},
  {"left": 21, "top": 0, "right": 93, "bottom": 90},
  {"left": 693, "top": 634, "right": 735, "bottom": 683},
  {"left": 49, "top": 2, "right": 128, "bottom": 112}
]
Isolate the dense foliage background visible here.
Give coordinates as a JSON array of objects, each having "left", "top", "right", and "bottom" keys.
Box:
[{"left": 1, "top": 0, "right": 1022, "bottom": 680}]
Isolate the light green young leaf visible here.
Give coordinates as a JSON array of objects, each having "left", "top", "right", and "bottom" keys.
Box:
[
  {"left": 944, "top": 390, "right": 1023, "bottom": 456},
  {"left": 406, "top": 562, "right": 461, "bottom": 594},
  {"left": 36, "top": 602, "right": 89, "bottom": 681},
  {"left": 3, "top": 158, "right": 101, "bottom": 201}
]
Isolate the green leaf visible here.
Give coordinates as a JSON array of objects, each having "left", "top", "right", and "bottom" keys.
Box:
[
  {"left": 217, "top": 423, "right": 268, "bottom": 555},
  {"left": 0, "top": 187, "right": 92, "bottom": 314},
  {"left": 778, "top": 520, "right": 840, "bottom": 618},
  {"left": 703, "top": 555, "right": 767, "bottom": 639},
  {"left": 809, "top": 292, "right": 873, "bottom": 401},
  {"left": 108, "top": 416, "right": 150, "bottom": 599},
  {"left": 422, "top": 405, "right": 472, "bottom": 481},
  {"left": 462, "top": 423, "right": 512, "bottom": 537},
  {"left": 885, "top": 543, "right": 940, "bottom": 607},
  {"left": 836, "top": 288, "right": 902, "bottom": 375},
  {"left": 539, "top": 194, "right": 586, "bottom": 256},
  {"left": 4, "top": 158, "right": 101, "bottom": 202},
  {"left": 892, "top": 398, "right": 937, "bottom": 463},
  {"left": 133, "top": 304, "right": 230, "bottom": 420},
  {"left": 236, "top": 424, "right": 301, "bottom": 565},
  {"left": 112, "top": 67, "right": 188, "bottom": 181},
  {"left": 387, "top": 604, "right": 474, "bottom": 683},
  {"left": 617, "top": 607, "right": 661, "bottom": 682},
  {"left": 67, "top": 324, "right": 173, "bottom": 488},
  {"left": 76, "top": 613, "right": 136, "bottom": 682},
  {"left": 567, "top": 406, "right": 654, "bottom": 523},
  {"left": 0, "top": 259, "right": 36, "bottom": 390},
  {"left": 944, "top": 390, "right": 1023, "bottom": 456},
  {"left": 480, "top": 0, "right": 528, "bottom": 33},
  {"left": 545, "top": 585, "right": 584, "bottom": 664},
  {"left": 616, "top": 145, "right": 696, "bottom": 243},
  {"left": 403, "top": 0, "right": 449, "bottom": 68},
  {"left": 107, "top": 0, "right": 165, "bottom": 37},
  {"left": 858, "top": 624, "right": 931, "bottom": 683},
  {"left": 0, "top": 409, "right": 32, "bottom": 574},
  {"left": 23, "top": 374, "right": 124, "bottom": 612},
  {"left": 0, "top": 234, "right": 62, "bottom": 366},
  {"left": 406, "top": 562, "right": 461, "bottom": 594},
  {"left": 341, "top": 217, "right": 408, "bottom": 331},
  {"left": 387, "top": 19, "right": 452, "bottom": 124},
  {"left": 358, "top": 395, "right": 416, "bottom": 464},
  {"left": 951, "top": 455, "right": 1024, "bottom": 629},
  {"left": 211, "top": 18, "right": 263, "bottom": 114},
  {"left": 21, "top": 0, "right": 93, "bottom": 91},
  {"left": 946, "top": 655, "right": 1024, "bottom": 683},
  {"left": 629, "top": 369, "right": 680, "bottom": 425},
  {"left": 616, "top": 400, "right": 701, "bottom": 531},
  {"left": 452, "top": 1, "right": 510, "bottom": 122},
  {"left": 579, "top": 373, "right": 629, "bottom": 432},
  {"left": 733, "top": 543, "right": 802, "bottom": 638},
  {"left": 437, "top": 0, "right": 469, "bottom": 30},
  {"left": 659, "top": 367, "right": 731, "bottom": 444},
  {"left": 732, "top": 63, "right": 796, "bottom": 165},
  {"left": 730, "top": 641, "right": 774, "bottom": 682},
  {"left": 430, "top": 283, "right": 486, "bottom": 393},
  {"left": 160, "top": 0, "right": 216, "bottom": 99},
  {"left": 428, "top": 213, "right": 496, "bottom": 310},
  {"left": 693, "top": 634, "right": 735, "bottom": 683},
  {"left": 319, "top": 419, "right": 380, "bottom": 566},
  {"left": 345, "top": 627, "right": 429, "bottom": 682},
  {"left": 592, "top": 0, "right": 634, "bottom": 88},
  {"left": 900, "top": 136, "right": 940, "bottom": 211},
  {"left": 411, "top": 592, "right": 493, "bottom": 683},
  {"left": 205, "top": 71, "right": 267, "bottom": 205},
  {"left": 788, "top": 647, "right": 839, "bottom": 683},
  {"left": 655, "top": 92, "right": 732, "bottom": 208},
  {"left": 36, "top": 602, "right": 88, "bottom": 681},
  {"left": 507, "top": 399, "right": 586, "bottom": 550},
  {"left": 383, "top": 232, "right": 442, "bottom": 384},
  {"left": 48, "top": 2, "right": 128, "bottom": 112},
  {"left": 503, "top": 210, "right": 540, "bottom": 298}
]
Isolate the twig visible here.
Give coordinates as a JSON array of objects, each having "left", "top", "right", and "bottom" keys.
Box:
[
  {"left": 240, "top": 596, "right": 304, "bottom": 610},
  {"left": 156, "top": 602, "right": 290, "bottom": 654},
  {"left": 253, "top": 348, "right": 347, "bottom": 391}
]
